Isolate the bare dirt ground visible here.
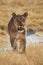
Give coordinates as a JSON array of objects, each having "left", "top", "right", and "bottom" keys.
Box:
[{"left": 0, "top": 0, "right": 43, "bottom": 65}]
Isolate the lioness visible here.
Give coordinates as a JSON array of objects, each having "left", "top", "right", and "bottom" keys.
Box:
[{"left": 8, "top": 12, "right": 28, "bottom": 53}]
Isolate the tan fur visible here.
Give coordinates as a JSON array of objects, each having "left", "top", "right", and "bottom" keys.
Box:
[{"left": 8, "top": 12, "right": 28, "bottom": 53}]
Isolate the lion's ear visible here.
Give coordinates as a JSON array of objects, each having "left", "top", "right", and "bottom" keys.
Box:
[
  {"left": 12, "top": 12, "right": 16, "bottom": 18},
  {"left": 23, "top": 12, "right": 28, "bottom": 18}
]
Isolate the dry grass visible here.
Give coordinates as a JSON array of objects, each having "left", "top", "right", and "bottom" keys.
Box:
[
  {"left": 0, "top": 44, "right": 43, "bottom": 65},
  {"left": 26, "top": 44, "right": 43, "bottom": 65},
  {"left": 0, "top": 31, "right": 43, "bottom": 65},
  {"left": 0, "top": 0, "right": 43, "bottom": 31},
  {"left": 0, "top": 0, "right": 43, "bottom": 65}
]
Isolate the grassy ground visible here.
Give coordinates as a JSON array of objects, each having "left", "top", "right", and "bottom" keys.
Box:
[
  {"left": 0, "top": 0, "right": 43, "bottom": 31},
  {"left": 0, "top": 44, "right": 43, "bottom": 65},
  {"left": 0, "top": 0, "right": 43, "bottom": 65}
]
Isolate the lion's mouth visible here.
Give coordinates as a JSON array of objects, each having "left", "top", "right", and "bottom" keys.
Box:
[{"left": 18, "top": 26, "right": 24, "bottom": 32}]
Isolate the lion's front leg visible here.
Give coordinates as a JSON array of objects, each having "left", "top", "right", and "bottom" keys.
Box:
[{"left": 10, "top": 38, "right": 17, "bottom": 51}]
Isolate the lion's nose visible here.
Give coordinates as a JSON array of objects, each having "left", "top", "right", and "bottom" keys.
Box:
[{"left": 19, "top": 21, "right": 24, "bottom": 26}]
